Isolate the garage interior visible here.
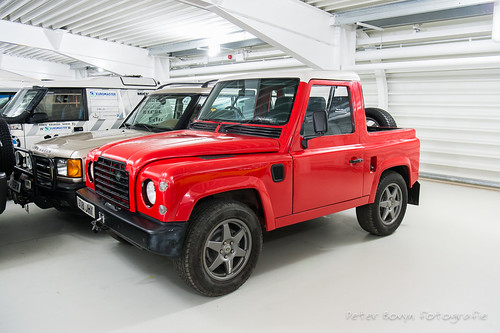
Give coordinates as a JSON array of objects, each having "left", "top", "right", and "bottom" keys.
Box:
[{"left": 0, "top": 0, "right": 499, "bottom": 332}]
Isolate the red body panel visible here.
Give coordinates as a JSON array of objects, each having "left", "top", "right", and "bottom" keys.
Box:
[{"left": 84, "top": 77, "right": 420, "bottom": 231}]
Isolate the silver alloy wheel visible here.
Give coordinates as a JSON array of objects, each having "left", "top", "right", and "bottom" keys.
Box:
[
  {"left": 203, "top": 218, "right": 252, "bottom": 281},
  {"left": 378, "top": 182, "right": 403, "bottom": 225}
]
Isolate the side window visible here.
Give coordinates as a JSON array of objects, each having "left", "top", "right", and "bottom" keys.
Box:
[
  {"left": 34, "top": 89, "right": 85, "bottom": 122},
  {"left": 301, "top": 85, "right": 353, "bottom": 137}
]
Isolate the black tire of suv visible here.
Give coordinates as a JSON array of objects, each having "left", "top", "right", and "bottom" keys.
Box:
[
  {"left": 0, "top": 118, "right": 15, "bottom": 176},
  {"left": 175, "top": 199, "right": 263, "bottom": 297},
  {"left": 356, "top": 171, "right": 408, "bottom": 236},
  {"left": 365, "top": 107, "right": 397, "bottom": 127}
]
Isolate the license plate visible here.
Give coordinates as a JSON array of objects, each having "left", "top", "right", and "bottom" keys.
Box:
[
  {"left": 77, "top": 196, "right": 95, "bottom": 219},
  {"left": 9, "top": 179, "right": 21, "bottom": 193}
]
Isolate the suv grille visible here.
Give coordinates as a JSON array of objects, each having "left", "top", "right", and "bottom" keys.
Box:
[
  {"left": 34, "top": 156, "right": 53, "bottom": 188},
  {"left": 94, "top": 157, "right": 130, "bottom": 209}
]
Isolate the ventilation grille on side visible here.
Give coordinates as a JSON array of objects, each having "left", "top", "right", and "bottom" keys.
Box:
[{"left": 94, "top": 157, "right": 130, "bottom": 209}]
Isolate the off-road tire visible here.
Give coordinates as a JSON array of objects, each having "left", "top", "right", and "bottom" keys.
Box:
[
  {"left": 175, "top": 199, "right": 263, "bottom": 297},
  {"left": 356, "top": 171, "right": 408, "bottom": 236},
  {"left": 0, "top": 118, "right": 15, "bottom": 176},
  {"left": 365, "top": 107, "right": 397, "bottom": 127}
]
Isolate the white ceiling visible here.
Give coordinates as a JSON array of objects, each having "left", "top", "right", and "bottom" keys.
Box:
[
  {"left": 301, "top": 0, "right": 406, "bottom": 12},
  {"left": 0, "top": 0, "right": 495, "bottom": 70},
  {"left": 0, "top": 0, "right": 410, "bottom": 66}
]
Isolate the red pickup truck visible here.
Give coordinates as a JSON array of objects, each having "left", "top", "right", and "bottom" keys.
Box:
[{"left": 77, "top": 71, "right": 420, "bottom": 296}]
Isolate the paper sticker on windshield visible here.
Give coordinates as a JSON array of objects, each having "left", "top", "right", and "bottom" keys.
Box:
[
  {"left": 182, "top": 97, "right": 191, "bottom": 105},
  {"left": 211, "top": 108, "right": 216, "bottom": 112}
]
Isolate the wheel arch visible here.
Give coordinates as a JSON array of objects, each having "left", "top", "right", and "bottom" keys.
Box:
[
  {"left": 369, "top": 163, "right": 413, "bottom": 204},
  {"left": 196, "top": 189, "right": 267, "bottom": 228},
  {"left": 177, "top": 177, "right": 276, "bottom": 231}
]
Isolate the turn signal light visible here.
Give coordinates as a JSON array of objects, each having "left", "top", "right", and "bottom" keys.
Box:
[{"left": 67, "top": 159, "right": 82, "bottom": 178}]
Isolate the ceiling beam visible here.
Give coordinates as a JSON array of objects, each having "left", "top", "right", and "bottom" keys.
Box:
[
  {"left": 179, "top": 0, "right": 352, "bottom": 70},
  {"left": 0, "top": 20, "right": 154, "bottom": 76},
  {"left": 148, "top": 30, "right": 261, "bottom": 55},
  {"left": 0, "top": 53, "right": 74, "bottom": 81},
  {"left": 332, "top": 0, "right": 494, "bottom": 25},
  {"left": 363, "top": 3, "right": 494, "bottom": 28}
]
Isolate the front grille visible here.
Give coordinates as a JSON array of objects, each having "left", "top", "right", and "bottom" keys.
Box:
[
  {"left": 94, "top": 157, "right": 130, "bottom": 209},
  {"left": 34, "top": 156, "right": 53, "bottom": 188}
]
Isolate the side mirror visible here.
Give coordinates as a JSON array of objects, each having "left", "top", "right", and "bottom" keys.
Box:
[
  {"left": 312, "top": 110, "right": 327, "bottom": 135},
  {"left": 28, "top": 112, "right": 49, "bottom": 124},
  {"left": 301, "top": 111, "right": 328, "bottom": 149}
]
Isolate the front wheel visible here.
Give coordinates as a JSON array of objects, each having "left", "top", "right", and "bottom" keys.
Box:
[
  {"left": 356, "top": 171, "right": 408, "bottom": 236},
  {"left": 175, "top": 199, "right": 263, "bottom": 296}
]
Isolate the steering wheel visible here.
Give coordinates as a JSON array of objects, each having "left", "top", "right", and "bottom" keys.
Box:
[{"left": 224, "top": 106, "right": 244, "bottom": 119}]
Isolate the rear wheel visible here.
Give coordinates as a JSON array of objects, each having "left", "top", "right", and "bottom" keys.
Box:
[
  {"left": 0, "top": 118, "right": 15, "bottom": 176},
  {"left": 365, "top": 107, "right": 397, "bottom": 127},
  {"left": 175, "top": 199, "right": 262, "bottom": 296},
  {"left": 356, "top": 171, "right": 408, "bottom": 236}
]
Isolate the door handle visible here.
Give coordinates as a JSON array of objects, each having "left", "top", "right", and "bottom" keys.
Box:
[{"left": 349, "top": 158, "right": 363, "bottom": 164}]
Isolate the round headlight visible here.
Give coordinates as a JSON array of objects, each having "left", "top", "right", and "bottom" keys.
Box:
[
  {"left": 88, "top": 161, "right": 94, "bottom": 183},
  {"left": 143, "top": 179, "right": 156, "bottom": 207}
]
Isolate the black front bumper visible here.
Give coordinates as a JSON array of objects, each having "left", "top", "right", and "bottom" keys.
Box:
[
  {"left": 10, "top": 162, "right": 84, "bottom": 210},
  {"left": 77, "top": 188, "right": 188, "bottom": 257}
]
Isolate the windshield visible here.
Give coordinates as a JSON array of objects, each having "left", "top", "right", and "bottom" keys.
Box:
[
  {"left": 197, "top": 78, "right": 299, "bottom": 125},
  {"left": 124, "top": 93, "right": 197, "bottom": 131},
  {"left": 1, "top": 88, "right": 44, "bottom": 118},
  {"left": 0, "top": 92, "right": 16, "bottom": 110}
]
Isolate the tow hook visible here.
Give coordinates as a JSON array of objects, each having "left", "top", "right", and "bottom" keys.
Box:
[{"left": 91, "top": 214, "right": 108, "bottom": 233}]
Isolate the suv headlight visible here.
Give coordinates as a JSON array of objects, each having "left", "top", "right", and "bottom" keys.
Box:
[
  {"left": 142, "top": 179, "right": 156, "bottom": 207},
  {"left": 14, "top": 151, "right": 33, "bottom": 171},
  {"left": 87, "top": 161, "right": 94, "bottom": 183},
  {"left": 56, "top": 158, "right": 82, "bottom": 177}
]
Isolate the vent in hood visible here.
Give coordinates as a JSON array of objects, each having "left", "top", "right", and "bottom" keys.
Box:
[
  {"left": 221, "top": 125, "right": 282, "bottom": 139},
  {"left": 191, "top": 122, "right": 218, "bottom": 132}
]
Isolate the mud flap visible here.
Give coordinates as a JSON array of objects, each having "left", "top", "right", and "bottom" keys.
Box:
[{"left": 408, "top": 181, "right": 420, "bottom": 205}]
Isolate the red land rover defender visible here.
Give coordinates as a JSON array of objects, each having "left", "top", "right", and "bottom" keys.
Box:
[{"left": 77, "top": 71, "right": 420, "bottom": 296}]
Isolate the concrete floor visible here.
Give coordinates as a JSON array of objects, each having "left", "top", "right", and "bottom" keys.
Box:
[{"left": 0, "top": 180, "right": 499, "bottom": 333}]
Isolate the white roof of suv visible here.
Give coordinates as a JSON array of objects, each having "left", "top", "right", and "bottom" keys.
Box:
[
  {"left": 218, "top": 70, "right": 360, "bottom": 83},
  {"left": 28, "top": 76, "right": 158, "bottom": 89}
]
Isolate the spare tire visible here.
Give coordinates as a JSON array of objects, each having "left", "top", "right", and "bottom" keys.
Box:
[
  {"left": 0, "top": 118, "right": 15, "bottom": 176},
  {"left": 365, "top": 107, "right": 397, "bottom": 127}
]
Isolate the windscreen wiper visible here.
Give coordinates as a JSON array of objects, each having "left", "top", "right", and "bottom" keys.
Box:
[
  {"left": 131, "top": 123, "right": 153, "bottom": 132},
  {"left": 220, "top": 119, "right": 277, "bottom": 132}
]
